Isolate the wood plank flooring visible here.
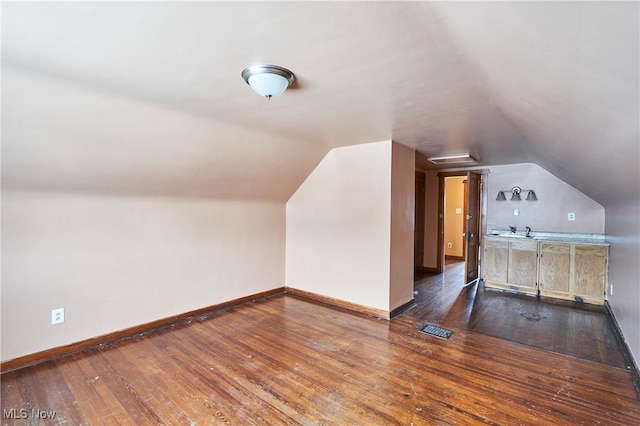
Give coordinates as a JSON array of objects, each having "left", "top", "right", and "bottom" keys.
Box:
[
  {"left": 2, "top": 265, "right": 639, "bottom": 424},
  {"left": 414, "top": 260, "right": 627, "bottom": 368}
]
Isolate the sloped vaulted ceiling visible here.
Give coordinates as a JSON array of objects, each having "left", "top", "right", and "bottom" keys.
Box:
[
  {"left": 430, "top": 2, "right": 639, "bottom": 207},
  {"left": 2, "top": 2, "right": 638, "bottom": 205}
]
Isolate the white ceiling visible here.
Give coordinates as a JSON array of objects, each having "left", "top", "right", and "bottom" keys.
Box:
[{"left": 2, "top": 2, "right": 638, "bottom": 205}]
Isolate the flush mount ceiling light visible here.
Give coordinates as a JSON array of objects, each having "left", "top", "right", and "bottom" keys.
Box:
[
  {"left": 427, "top": 153, "right": 475, "bottom": 165},
  {"left": 241, "top": 64, "right": 295, "bottom": 99}
]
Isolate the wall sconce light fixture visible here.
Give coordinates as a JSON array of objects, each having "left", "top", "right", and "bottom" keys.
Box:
[{"left": 496, "top": 186, "right": 537, "bottom": 201}]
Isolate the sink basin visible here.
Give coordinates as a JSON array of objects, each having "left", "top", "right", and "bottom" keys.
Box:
[{"left": 497, "top": 233, "right": 530, "bottom": 239}]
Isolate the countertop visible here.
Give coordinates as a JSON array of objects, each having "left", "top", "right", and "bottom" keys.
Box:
[{"left": 485, "top": 230, "right": 609, "bottom": 246}]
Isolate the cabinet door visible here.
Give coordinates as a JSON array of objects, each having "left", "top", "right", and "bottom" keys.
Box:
[
  {"left": 573, "top": 245, "right": 607, "bottom": 301},
  {"left": 539, "top": 243, "right": 570, "bottom": 294},
  {"left": 483, "top": 239, "right": 508, "bottom": 284},
  {"left": 507, "top": 240, "right": 538, "bottom": 290}
]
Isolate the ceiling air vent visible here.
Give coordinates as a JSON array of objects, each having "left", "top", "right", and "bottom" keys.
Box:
[{"left": 427, "top": 154, "right": 475, "bottom": 165}]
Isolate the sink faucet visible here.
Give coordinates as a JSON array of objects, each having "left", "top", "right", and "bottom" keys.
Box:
[
  {"left": 526, "top": 226, "right": 532, "bottom": 237},
  {"left": 509, "top": 225, "right": 516, "bottom": 234}
]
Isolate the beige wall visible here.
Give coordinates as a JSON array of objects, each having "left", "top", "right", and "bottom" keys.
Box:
[
  {"left": 486, "top": 163, "right": 604, "bottom": 234},
  {"left": 444, "top": 177, "right": 465, "bottom": 258},
  {"left": 1, "top": 190, "right": 285, "bottom": 361},
  {"left": 3, "top": 139, "right": 416, "bottom": 362},
  {"left": 286, "top": 140, "right": 414, "bottom": 313},
  {"left": 605, "top": 200, "right": 640, "bottom": 364},
  {"left": 286, "top": 141, "right": 392, "bottom": 311},
  {"left": 389, "top": 143, "right": 415, "bottom": 310}
]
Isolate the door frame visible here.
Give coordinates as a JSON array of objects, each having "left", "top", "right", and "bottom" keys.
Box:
[
  {"left": 414, "top": 172, "right": 426, "bottom": 273},
  {"left": 437, "top": 171, "right": 485, "bottom": 280}
]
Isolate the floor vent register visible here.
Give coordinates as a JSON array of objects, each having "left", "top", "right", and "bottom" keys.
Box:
[{"left": 419, "top": 324, "right": 453, "bottom": 340}]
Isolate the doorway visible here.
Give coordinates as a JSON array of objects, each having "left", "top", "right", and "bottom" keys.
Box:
[
  {"left": 443, "top": 176, "right": 467, "bottom": 263},
  {"left": 439, "top": 171, "right": 482, "bottom": 285},
  {"left": 413, "top": 170, "right": 484, "bottom": 285}
]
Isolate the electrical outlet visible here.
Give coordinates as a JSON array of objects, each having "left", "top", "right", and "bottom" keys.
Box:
[
  {"left": 447, "top": 242, "right": 452, "bottom": 249},
  {"left": 51, "top": 308, "right": 64, "bottom": 325},
  {"left": 568, "top": 212, "right": 575, "bottom": 221}
]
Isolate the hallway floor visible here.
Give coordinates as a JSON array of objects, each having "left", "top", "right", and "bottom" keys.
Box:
[{"left": 412, "top": 260, "right": 627, "bottom": 368}]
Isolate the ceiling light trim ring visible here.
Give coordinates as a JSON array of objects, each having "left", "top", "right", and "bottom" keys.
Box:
[{"left": 241, "top": 64, "right": 295, "bottom": 86}]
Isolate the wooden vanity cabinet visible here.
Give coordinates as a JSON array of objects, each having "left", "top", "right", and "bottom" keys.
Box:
[
  {"left": 507, "top": 240, "right": 538, "bottom": 294},
  {"left": 572, "top": 245, "right": 608, "bottom": 304},
  {"left": 483, "top": 239, "right": 509, "bottom": 284},
  {"left": 483, "top": 238, "right": 537, "bottom": 295},
  {"left": 539, "top": 243, "right": 608, "bottom": 304},
  {"left": 483, "top": 237, "right": 608, "bottom": 305},
  {"left": 538, "top": 243, "right": 571, "bottom": 296}
]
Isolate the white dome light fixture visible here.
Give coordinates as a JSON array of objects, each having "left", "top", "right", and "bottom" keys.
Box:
[{"left": 241, "top": 64, "right": 295, "bottom": 99}]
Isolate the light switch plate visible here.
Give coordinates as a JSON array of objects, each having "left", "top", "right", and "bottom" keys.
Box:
[{"left": 513, "top": 208, "right": 519, "bottom": 216}]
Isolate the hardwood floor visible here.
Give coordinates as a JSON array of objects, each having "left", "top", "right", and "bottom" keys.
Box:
[
  {"left": 2, "top": 270, "right": 639, "bottom": 424},
  {"left": 413, "top": 260, "right": 627, "bottom": 367}
]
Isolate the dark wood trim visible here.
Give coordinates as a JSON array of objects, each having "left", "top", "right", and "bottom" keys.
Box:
[
  {"left": 414, "top": 171, "right": 426, "bottom": 271},
  {"left": 436, "top": 174, "right": 445, "bottom": 273},
  {"left": 2, "top": 287, "right": 404, "bottom": 374},
  {"left": 446, "top": 255, "right": 465, "bottom": 262},
  {"left": 416, "top": 266, "right": 439, "bottom": 274},
  {"left": 604, "top": 301, "right": 640, "bottom": 399},
  {"left": 390, "top": 299, "right": 416, "bottom": 318},
  {"left": 463, "top": 178, "right": 469, "bottom": 260},
  {"left": 0, "top": 287, "right": 286, "bottom": 374},
  {"left": 286, "top": 288, "right": 390, "bottom": 319}
]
